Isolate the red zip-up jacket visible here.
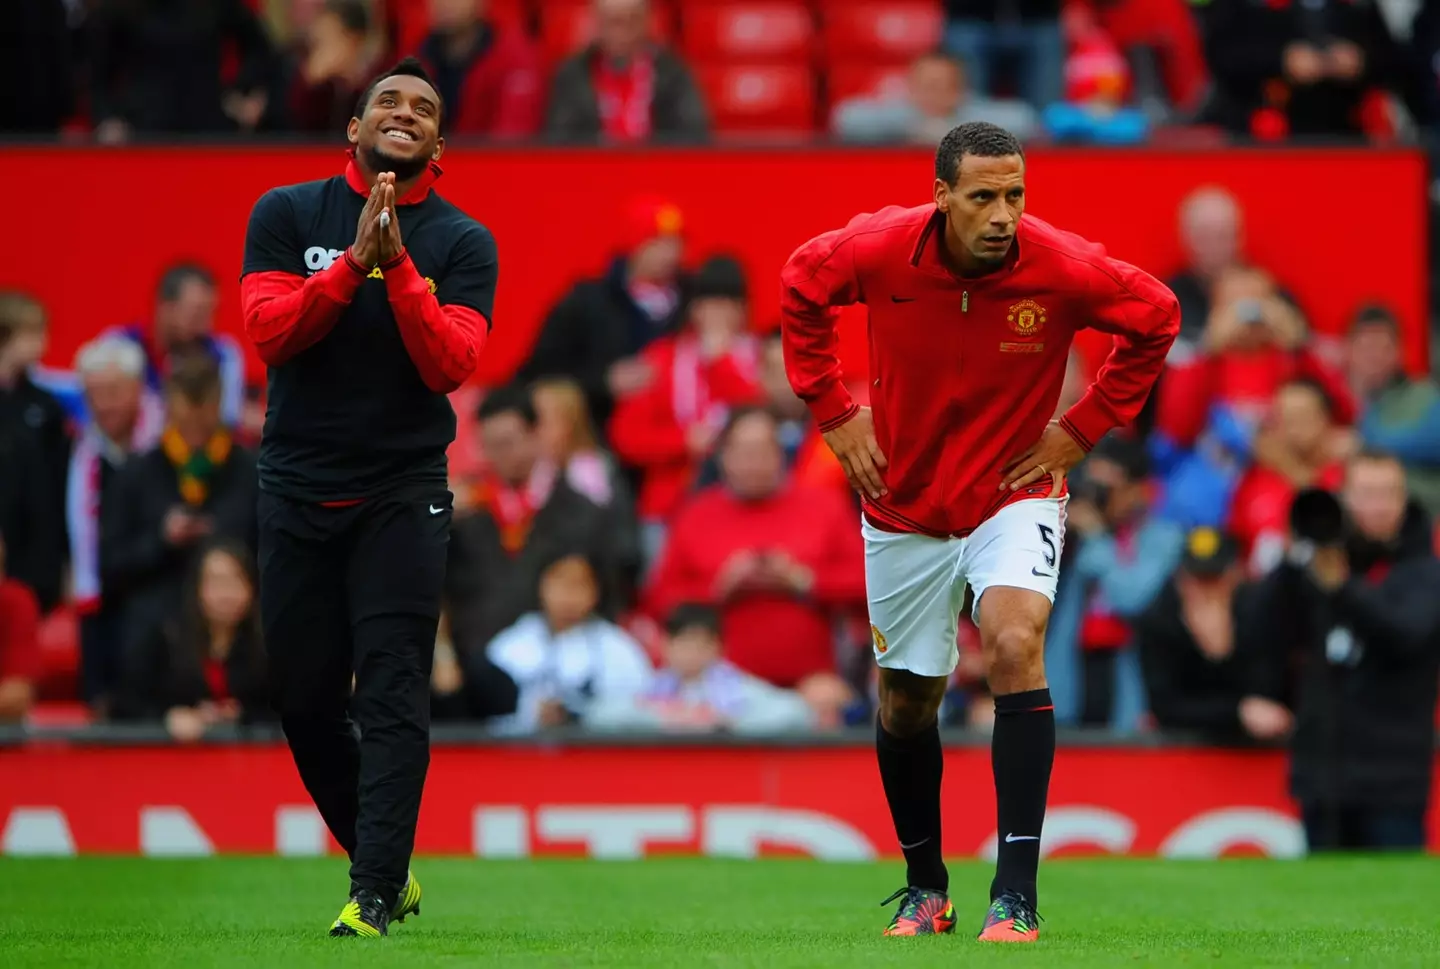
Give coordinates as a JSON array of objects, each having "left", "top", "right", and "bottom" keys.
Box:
[{"left": 781, "top": 205, "right": 1179, "bottom": 537}]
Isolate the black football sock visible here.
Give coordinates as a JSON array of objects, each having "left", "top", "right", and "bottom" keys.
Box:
[
  {"left": 876, "top": 716, "right": 947, "bottom": 893},
  {"left": 990, "top": 688, "right": 1055, "bottom": 905}
]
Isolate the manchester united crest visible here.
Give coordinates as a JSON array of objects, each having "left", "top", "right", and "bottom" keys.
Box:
[
  {"left": 1007, "top": 299, "right": 1047, "bottom": 336},
  {"left": 871, "top": 624, "right": 888, "bottom": 654}
]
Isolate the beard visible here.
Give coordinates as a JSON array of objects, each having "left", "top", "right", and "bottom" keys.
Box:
[{"left": 361, "top": 143, "right": 430, "bottom": 181}]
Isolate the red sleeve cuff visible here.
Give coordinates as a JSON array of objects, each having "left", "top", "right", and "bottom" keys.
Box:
[
  {"left": 342, "top": 248, "right": 369, "bottom": 278},
  {"left": 808, "top": 382, "right": 859, "bottom": 432},
  {"left": 382, "top": 252, "right": 429, "bottom": 296},
  {"left": 1060, "top": 394, "right": 1121, "bottom": 452}
]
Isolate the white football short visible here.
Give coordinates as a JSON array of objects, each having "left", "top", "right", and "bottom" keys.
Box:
[{"left": 863, "top": 497, "right": 1067, "bottom": 678}]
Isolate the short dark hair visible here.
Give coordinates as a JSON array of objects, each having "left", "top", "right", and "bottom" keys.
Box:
[
  {"left": 716, "top": 404, "right": 776, "bottom": 450},
  {"left": 1087, "top": 432, "right": 1150, "bottom": 482},
  {"left": 1350, "top": 302, "right": 1399, "bottom": 336},
  {"left": 935, "top": 121, "right": 1024, "bottom": 187},
  {"left": 476, "top": 383, "right": 537, "bottom": 426},
  {"left": 0, "top": 291, "right": 45, "bottom": 348},
  {"left": 916, "top": 49, "right": 963, "bottom": 73},
  {"left": 355, "top": 56, "right": 445, "bottom": 133},
  {"left": 666, "top": 603, "right": 721, "bottom": 638},
  {"left": 324, "top": 0, "right": 370, "bottom": 35},
  {"left": 164, "top": 349, "right": 222, "bottom": 404},
  {"left": 157, "top": 263, "right": 215, "bottom": 303},
  {"left": 1277, "top": 375, "right": 1336, "bottom": 420}
]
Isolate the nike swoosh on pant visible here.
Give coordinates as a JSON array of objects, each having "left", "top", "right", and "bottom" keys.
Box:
[
  {"left": 899, "top": 837, "right": 931, "bottom": 850},
  {"left": 1004, "top": 834, "right": 1040, "bottom": 842}
]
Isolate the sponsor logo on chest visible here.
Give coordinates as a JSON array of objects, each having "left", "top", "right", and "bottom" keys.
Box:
[{"left": 302, "top": 246, "right": 437, "bottom": 293}]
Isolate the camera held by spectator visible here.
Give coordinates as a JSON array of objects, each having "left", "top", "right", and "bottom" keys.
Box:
[{"left": 1203, "top": 267, "right": 1305, "bottom": 355}]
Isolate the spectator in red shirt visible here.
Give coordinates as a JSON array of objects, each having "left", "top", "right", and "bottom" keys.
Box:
[
  {"left": 0, "top": 533, "right": 41, "bottom": 722},
  {"left": 544, "top": 0, "right": 709, "bottom": 144},
  {"left": 610, "top": 256, "right": 759, "bottom": 560},
  {"left": 1229, "top": 379, "right": 1349, "bottom": 574},
  {"left": 647, "top": 407, "right": 865, "bottom": 712},
  {"left": 114, "top": 539, "right": 270, "bottom": 740},
  {"left": 416, "top": 0, "right": 543, "bottom": 137},
  {"left": 1152, "top": 266, "right": 1355, "bottom": 529},
  {"left": 1158, "top": 266, "right": 1347, "bottom": 438}
]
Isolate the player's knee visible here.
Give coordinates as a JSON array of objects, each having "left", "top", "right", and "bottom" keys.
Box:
[
  {"left": 879, "top": 679, "right": 944, "bottom": 737},
  {"left": 987, "top": 621, "right": 1046, "bottom": 692}
]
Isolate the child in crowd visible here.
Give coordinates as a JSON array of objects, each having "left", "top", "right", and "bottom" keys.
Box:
[
  {"left": 590, "top": 603, "right": 814, "bottom": 734},
  {"left": 485, "top": 551, "right": 652, "bottom": 734}
]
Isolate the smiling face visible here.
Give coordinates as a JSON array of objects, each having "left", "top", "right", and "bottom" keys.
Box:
[
  {"left": 935, "top": 153, "right": 1026, "bottom": 274},
  {"left": 348, "top": 70, "right": 445, "bottom": 180}
]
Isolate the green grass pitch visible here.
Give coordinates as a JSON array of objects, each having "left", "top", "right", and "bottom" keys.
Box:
[{"left": 2, "top": 856, "right": 1436, "bottom": 968}]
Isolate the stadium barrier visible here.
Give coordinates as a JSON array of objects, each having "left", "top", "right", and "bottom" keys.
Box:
[
  {"left": 6, "top": 730, "right": 1438, "bottom": 857},
  {"left": 0, "top": 146, "right": 1428, "bottom": 384}
]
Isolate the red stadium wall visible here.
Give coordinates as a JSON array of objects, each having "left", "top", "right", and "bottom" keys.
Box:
[
  {"left": 0, "top": 147, "right": 1428, "bottom": 384},
  {"left": 4, "top": 745, "right": 1439, "bottom": 857}
]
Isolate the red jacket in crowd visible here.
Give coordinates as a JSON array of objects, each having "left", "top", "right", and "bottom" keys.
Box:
[
  {"left": 1229, "top": 460, "right": 1345, "bottom": 568},
  {"left": 781, "top": 206, "right": 1179, "bottom": 537},
  {"left": 609, "top": 333, "right": 760, "bottom": 521},
  {"left": 647, "top": 484, "right": 865, "bottom": 688},
  {"left": 1156, "top": 348, "right": 1356, "bottom": 447}
]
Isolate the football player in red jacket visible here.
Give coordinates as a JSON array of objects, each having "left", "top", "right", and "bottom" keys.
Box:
[{"left": 781, "top": 122, "right": 1179, "bottom": 942}]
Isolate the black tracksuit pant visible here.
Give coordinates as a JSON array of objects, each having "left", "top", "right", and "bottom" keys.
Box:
[{"left": 257, "top": 487, "right": 451, "bottom": 906}]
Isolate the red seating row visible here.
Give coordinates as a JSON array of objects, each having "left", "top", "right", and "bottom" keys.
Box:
[
  {"left": 701, "top": 63, "right": 910, "bottom": 134},
  {"left": 391, "top": 1, "right": 942, "bottom": 69}
]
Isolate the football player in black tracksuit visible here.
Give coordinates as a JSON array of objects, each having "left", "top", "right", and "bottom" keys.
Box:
[{"left": 239, "top": 57, "right": 496, "bottom": 938}]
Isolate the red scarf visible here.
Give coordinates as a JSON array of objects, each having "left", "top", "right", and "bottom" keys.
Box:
[
  {"left": 670, "top": 335, "right": 758, "bottom": 427},
  {"left": 593, "top": 54, "right": 654, "bottom": 142},
  {"left": 203, "top": 657, "right": 230, "bottom": 702},
  {"left": 473, "top": 463, "right": 557, "bottom": 555}
]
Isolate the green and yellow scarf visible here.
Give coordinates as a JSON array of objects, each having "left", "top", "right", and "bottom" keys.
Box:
[{"left": 161, "top": 426, "right": 233, "bottom": 506}]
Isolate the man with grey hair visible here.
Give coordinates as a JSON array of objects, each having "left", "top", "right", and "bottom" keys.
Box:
[
  {"left": 1167, "top": 186, "right": 1312, "bottom": 347},
  {"left": 103, "top": 262, "right": 247, "bottom": 428},
  {"left": 1167, "top": 186, "right": 1244, "bottom": 350},
  {"left": 67, "top": 335, "right": 164, "bottom": 711}
]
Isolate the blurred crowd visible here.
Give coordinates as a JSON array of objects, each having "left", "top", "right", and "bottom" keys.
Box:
[
  {"left": 2, "top": 176, "right": 1439, "bottom": 797},
  {"left": 4, "top": 0, "right": 1439, "bottom": 144}
]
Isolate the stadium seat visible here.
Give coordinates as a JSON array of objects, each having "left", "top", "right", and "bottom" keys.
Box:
[
  {"left": 680, "top": 3, "right": 816, "bottom": 63},
  {"left": 821, "top": 3, "right": 943, "bottom": 61},
  {"left": 540, "top": 1, "right": 677, "bottom": 64},
  {"left": 698, "top": 64, "right": 816, "bottom": 133},
  {"left": 35, "top": 606, "right": 79, "bottom": 701},
  {"left": 827, "top": 63, "right": 910, "bottom": 107}
]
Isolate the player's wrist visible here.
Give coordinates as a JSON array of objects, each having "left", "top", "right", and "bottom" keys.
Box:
[
  {"left": 1056, "top": 415, "right": 1098, "bottom": 454},
  {"left": 342, "top": 247, "right": 370, "bottom": 276},
  {"left": 379, "top": 248, "right": 409, "bottom": 271}
]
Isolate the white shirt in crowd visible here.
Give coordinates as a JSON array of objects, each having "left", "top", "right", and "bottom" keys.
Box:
[{"left": 486, "top": 614, "right": 652, "bottom": 735}]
